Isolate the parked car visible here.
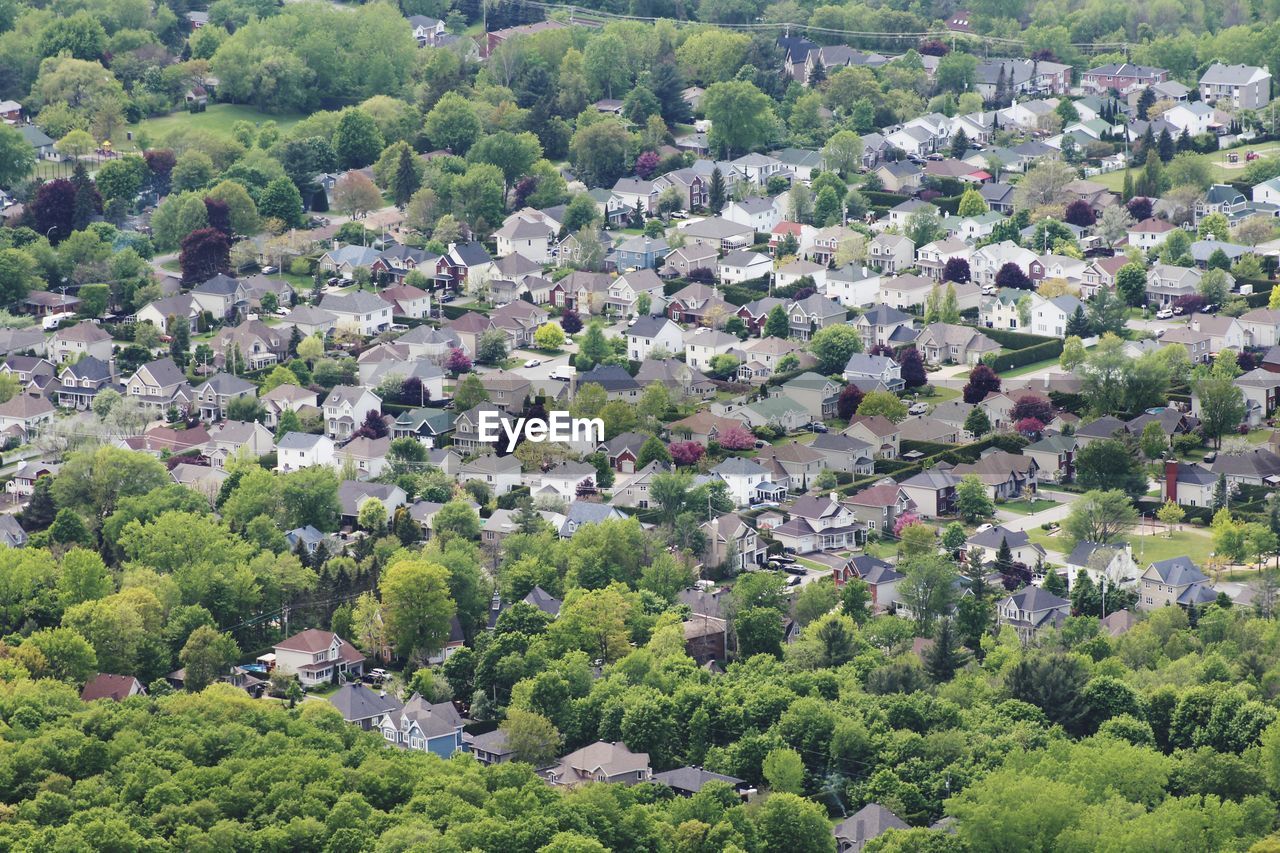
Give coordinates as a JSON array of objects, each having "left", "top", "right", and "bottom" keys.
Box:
[
  {"left": 754, "top": 439, "right": 768, "bottom": 449},
  {"left": 783, "top": 565, "right": 807, "bottom": 576},
  {"left": 523, "top": 358, "right": 541, "bottom": 368},
  {"left": 1203, "top": 451, "right": 1218, "bottom": 463},
  {"left": 809, "top": 422, "right": 829, "bottom": 433},
  {"left": 908, "top": 402, "right": 929, "bottom": 415},
  {"left": 1155, "top": 307, "right": 1173, "bottom": 319},
  {"left": 260, "top": 265, "right": 278, "bottom": 275}
]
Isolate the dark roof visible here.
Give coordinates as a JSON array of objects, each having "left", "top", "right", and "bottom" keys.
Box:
[
  {"left": 522, "top": 585, "right": 562, "bottom": 616},
  {"left": 1066, "top": 540, "right": 1129, "bottom": 568},
  {"left": 652, "top": 766, "right": 746, "bottom": 793},
  {"left": 328, "top": 682, "right": 402, "bottom": 721},
  {"left": 968, "top": 525, "right": 1031, "bottom": 549},
  {"left": 1005, "top": 586, "right": 1069, "bottom": 612},
  {"left": 1148, "top": 556, "right": 1206, "bottom": 586}
]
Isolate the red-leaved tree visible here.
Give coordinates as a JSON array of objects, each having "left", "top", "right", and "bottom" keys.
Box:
[
  {"left": 669, "top": 441, "right": 705, "bottom": 466},
  {"left": 837, "top": 384, "right": 865, "bottom": 420},
  {"left": 1010, "top": 395, "right": 1052, "bottom": 424},
  {"left": 900, "top": 347, "right": 926, "bottom": 388},
  {"left": 962, "top": 363, "right": 1001, "bottom": 404},
  {"left": 179, "top": 227, "right": 231, "bottom": 284},
  {"left": 444, "top": 348, "right": 472, "bottom": 375},
  {"left": 560, "top": 309, "right": 583, "bottom": 334}
]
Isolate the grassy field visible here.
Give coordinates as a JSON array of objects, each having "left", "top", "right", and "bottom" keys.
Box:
[
  {"left": 1090, "top": 143, "right": 1280, "bottom": 192},
  {"left": 1028, "top": 523, "right": 1215, "bottom": 565},
  {"left": 1000, "top": 498, "right": 1059, "bottom": 515},
  {"left": 126, "top": 105, "right": 305, "bottom": 149}
]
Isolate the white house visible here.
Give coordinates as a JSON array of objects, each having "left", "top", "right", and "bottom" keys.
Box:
[
  {"left": 273, "top": 629, "right": 364, "bottom": 687},
  {"left": 718, "top": 250, "right": 773, "bottom": 285},
  {"left": 825, "top": 265, "right": 881, "bottom": 308},
  {"left": 322, "top": 385, "right": 382, "bottom": 440},
  {"left": 626, "top": 316, "right": 684, "bottom": 361},
  {"left": 1164, "top": 102, "right": 1215, "bottom": 137},
  {"left": 276, "top": 431, "right": 337, "bottom": 472},
  {"left": 1030, "top": 294, "right": 1084, "bottom": 338},
  {"left": 710, "top": 456, "right": 773, "bottom": 507},
  {"left": 493, "top": 214, "right": 556, "bottom": 262},
  {"left": 320, "top": 292, "right": 393, "bottom": 337},
  {"left": 721, "top": 196, "right": 782, "bottom": 233},
  {"left": 1127, "top": 218, "right": 1178, "bottom": 251},
  {"left": 685, "top": 328, "right": 740, "bottom": 371}
]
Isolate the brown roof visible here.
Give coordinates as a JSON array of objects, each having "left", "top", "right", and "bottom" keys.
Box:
[
  {"left": 80, "top": 673, "right": 144, "bottom": 702},
  {"left": 275, "top": 628, "right": 345, "bottom": 654},
  {"left": 847, "top": 414, "right": 898, "bottom": 437},
  {"left": 845, "top": 481, "right": 902, "bottom": 507}
]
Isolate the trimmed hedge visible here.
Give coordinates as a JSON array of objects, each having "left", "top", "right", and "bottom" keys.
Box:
[
  {"left": 837, "top": 432, "right": 1029, "bottom": 495},
  {"left": 984, "top": 338, "right": 1064, "bottom": 371},
  {"left": 864, "top": 190, "right": 909, "bottom": 208},
  {"left": 441, "top": 303, "right": 489, "bottom": 320},
  {"left": 978, "top": 327, "right": 1059, "bottom": 350},
  {"left": 901, "top": 439, "right": 960, "bottom": 457}
]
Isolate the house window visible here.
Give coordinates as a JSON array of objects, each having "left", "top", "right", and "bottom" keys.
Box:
[{"left": 384, "top": 729, "right": 396, "bottom": 741}]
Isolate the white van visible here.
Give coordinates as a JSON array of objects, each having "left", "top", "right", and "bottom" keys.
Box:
[
  {"left": 42, "top": 311, "right": 75, "bottom": 331},
  {"left": 549, "top": 365, "right": 575, "bottom": 381}
]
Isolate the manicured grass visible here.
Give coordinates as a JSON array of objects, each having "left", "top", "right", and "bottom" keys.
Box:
[
  {"left": 1129, "top": 527, "right": 1216, "bottom": 565},
  {"left": 1089, "top": 143, "right": 1280, "bottom": 192},
  {"left": 992, "top": 356, "right": 1062, "bottom": 379},
  {"left": 925, "top": 385, "right": 961, "bottom": 403},
  {"left": 1027, "top": 523, "right": 1216, "bottom": 565},
  {"left": 795, "top": 557, "right": 830, "bottom": 572},
  {"left": 126, "top": 105, "right": 305, "bottom": 149},
  {"left": 1000, "top": 498, "right": 1059, "bottom": 515}
]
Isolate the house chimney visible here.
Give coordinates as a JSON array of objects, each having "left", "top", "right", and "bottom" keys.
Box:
[{"left": 1164, "top": 459, "right": 1179, "bottom": 503}]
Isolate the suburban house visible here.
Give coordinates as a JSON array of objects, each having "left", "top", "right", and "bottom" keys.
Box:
[
  {"left": 914, "top": 323, "right": 999, "bottom": 365},
  {"left": 275, "top": 431, "right": 336, "bottom": 472},
  {"left": 321, "top": 292, "right": 394, "bottom": 337},
  {"left": 322, "top": 386, "right": 382, "bottom": 440},
  {"left": 124, "top": 357, "right": 193, "bottom": 413},
  {"left": 273, "top": 629, "right": 365, "bottom": 687},
  {"left": 194, "top": 373, "right": 256, "bottom": 421},
  {"left": 1139, "top": 556, "right": 1216, "bottom": 611},
  {"left": 842, "top": 353, "right": 904, "bottom": 392},
  {"left": 769, "top": 493, "right": 866, "bottom": 553},
  {"left": 372, "top": 693, "right": 466, "bottom": 757},
  {"left": 80, "top": 674, "right": 146, "bottom": 703},
  {"left": 626, "top": 316, "right": 684, "bottom": 362},
  {"left": 997, "top": 586, "right": 1070, "bottom": 641},
  {"left": 703, "top": 512, "right": 766, "bottom": 573},
  {"left": 49, "top": 323, "right": 112, "bottom": 364},
  {"left": 898, "top": 468, "right": 959, "bottom": 517},
  {"left": 1065, "top": 541, "right": 1140, "bottom": 591},
  {"left": 966, "top": 525, "right": 1046, "bottom": 567},
  {"left": 544, "top": 742, "right": 652, "bottom": 787},
  {"left": 844, "top": 478, "right": 912, "bottom": 535},
  {"left": 1199, "top": 62, "right": 1272, "bottom": 109}
]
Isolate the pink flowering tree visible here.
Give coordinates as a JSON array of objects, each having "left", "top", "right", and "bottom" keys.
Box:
[
  {"left": 717, "top": 424, "right": 756, "bottom": 450},
  {"left": 893, "top": 512, "right": 922, "bottom": 537},
  {"left": 635, "top": 151, "right": 660, "bottom": 179}
]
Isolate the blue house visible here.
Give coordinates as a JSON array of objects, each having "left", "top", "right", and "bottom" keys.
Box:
[
  {"left": 614, "top": 235, "right": 670, "bottom": 271},
  {"left": 373, "top": 693, "right": 466, "bottom": 758}
]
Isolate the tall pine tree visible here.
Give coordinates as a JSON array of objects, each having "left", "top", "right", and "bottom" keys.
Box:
[
  {"left": 924, "top": 618, "right": 966, "bottom": 683},
  {"left": 708, "top": 167, "right": 726, "bottom": 213},
  {"left": 393, "top": 145, "right": 420, "bottom": 209},
  {"left": 71, "top": 161, "right": 97, "bottom": 232}
]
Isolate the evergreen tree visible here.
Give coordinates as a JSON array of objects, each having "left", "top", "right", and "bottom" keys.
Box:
[
  {"left": 393, "top": 145, "right": 420, "bottom": 208},
  {"left": 764, "top": 304, "right": 790, "bottom": 338},
  {"left": 807, "top": 60, "right": 826, "bottom": 87},
  {"left": 1177, "top": 128, "right": 1192, "bottom": 152},
  {"left": 950, "top": 128, "right": 970, "bottom": 160},
  {"left": 924, "top": 618, "right": 966, "bottom": 683},
  {"left": 1065, "top": 305, "right": 1090, "bottom": 337},
  {"left": 964, "top": 406, "right": 991, "bottom": 437},
  {"left": 1213, "top": 473, "right": 1228, "bottom": 511},
  {"left": 708, "top": 167, "right": 726, "bottom": 213},
  {"left": 1137, "top": 87, "right": 1155, "bottom": 120},
  {"left": 1121, "top": 170, "right": 1133, "bottom": 202},
  {"left": 994, "top": 537, "right": 1013, "bottom": 575},
  {"left": 1071, "top": 570, "right": 1101, "bottom": 616},
  {"left": 1157, "top": 128, "right": 1175, "bottom": 163},
  {"left": 71, "top": 161, "right": 97, "bottom": 232},
  {"left": 1043, "top": 568, "right": 1067, "bottom": 596}
]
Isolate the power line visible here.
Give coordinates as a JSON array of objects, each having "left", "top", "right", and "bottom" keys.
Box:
[{"left": 515, "top": 0, "right": 1131, "bottom": 51}]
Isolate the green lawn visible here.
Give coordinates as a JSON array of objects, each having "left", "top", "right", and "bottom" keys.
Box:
[
  {"left": 988, "top": 356, "right": 1062, "bottom": 379},
  {"left": 1129, "top": 527, "right": 1216, "bottom": 565},
  {"left": 126, "top": 105, "right": 306, "bottom": 150},
  {"left": 1090, "top": 143, "right": 1280, "bottom": 192},
  {"left": 1000, "top": 498, "right": 1059, "bottom": 515},
  {"left": 1027, "top": 524, "right": 1215, "bottom": 566}
]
